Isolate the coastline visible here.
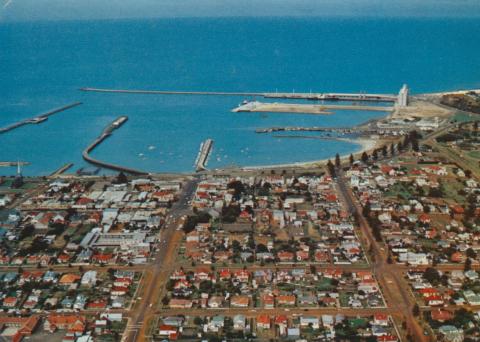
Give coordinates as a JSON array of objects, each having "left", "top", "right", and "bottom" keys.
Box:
[{"left": 236, "top": 136, "right": 381, "bottom": 171}]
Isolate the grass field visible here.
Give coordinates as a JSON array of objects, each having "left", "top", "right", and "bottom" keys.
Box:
[
  {"left": 384, "top": 183, "right": 412, "bottom": 200},
  {"left": 441, "top": 180, "right": 466, "bottom": 204},
  {"left": 467, "top": 150, "right": 480, "bottom": 159},
  {"left": 452, "top": 111, "right": 479, "bottom": 123}
]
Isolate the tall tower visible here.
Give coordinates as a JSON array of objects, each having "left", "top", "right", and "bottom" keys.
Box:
[
  {"left": 398, "top": 84, "right": 409, "bottom": 107},
  {"left": 11, "top": 161, "right": 24, "bottom": 189}
]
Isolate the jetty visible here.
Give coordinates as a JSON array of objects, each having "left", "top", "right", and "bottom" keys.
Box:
[
  {"left": 195, "top": 139, "right": 214, "bottom": 172},
  {"left": 0, "top": 161, "right": 30, "bottom": 167},
  {"left": 82, "top": 116, "right": 148, "bottom": 175},
  {"left": 49, "top": 163, "right": 74, "bottom": 178},
  {"left": 79, "top": 85, "right": 409, "bottom": 107},
  {"left": 232, "top": 101, "right": 393, "bottom": 114},
  {"left": 0, "top": 102, "right": 82, "bottom": 134}
]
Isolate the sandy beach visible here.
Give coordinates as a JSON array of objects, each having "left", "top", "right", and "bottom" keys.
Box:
[{"left": 237, "top": 135, "right": 382, "bottom": 171}]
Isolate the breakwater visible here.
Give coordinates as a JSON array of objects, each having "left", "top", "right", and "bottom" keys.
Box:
[
  {"left": 82, "top": 116, "right": 148, "bottom": 175},
  {"left": 79, "top": 87, "right": 398, "bottom": 103},
  {"left": 0, "top": 102, "right": 82, "bottom": 134},
  {"left": 255, "top": 126, "right": 367, "bottom": 134}
]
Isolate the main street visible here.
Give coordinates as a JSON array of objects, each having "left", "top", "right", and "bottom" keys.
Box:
[{"left": 123, "top": 176, "right": 200, "bottom": 342}]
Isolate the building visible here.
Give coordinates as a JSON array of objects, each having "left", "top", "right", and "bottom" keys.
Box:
[{"left": 397, "top": 84, "right": 409, "bottom": 107}]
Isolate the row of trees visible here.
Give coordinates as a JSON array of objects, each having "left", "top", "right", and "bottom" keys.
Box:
[{"left": 327, "top": 130, "right": 423, "bottom": 168}]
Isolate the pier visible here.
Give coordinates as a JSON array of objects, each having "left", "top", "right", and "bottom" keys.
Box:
[
  {"left": 232, "top": 101, "right": 393, "bottom": 114},
  {"left": 82, "top": 116, "right": 148, "bottom": 176},
  {"left": 194, "top": 139, "right": 214, "bottom": 172},
  {"left": 79, "top": 86, "right": 408, "bottom": 106},
  {"left": 0, "top": 161, "right": 30, "bottom": 167},
  {"left": 49, "top": 163, "right": 74, "bottom": 178},
  {"left": 0, "top": 102, "right": 82, "bottom": 134}
]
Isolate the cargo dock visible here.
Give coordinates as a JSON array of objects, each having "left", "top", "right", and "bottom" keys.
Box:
[
  {"left": 194, "top": 139, "right": 214, "bottom": 172},
  {"left": 0, "top": 102, "right": 82, "bottom": 134},
  {"left": 232, "top": 101, "right": 393, "bottom": 114},
  {"left": 82, "top": 116, "right": 148, "bottom": 175}
]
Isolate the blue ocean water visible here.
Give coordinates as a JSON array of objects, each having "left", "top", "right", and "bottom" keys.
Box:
[{"left": 1, "top": 17, "right": 480, "bottom": 175}]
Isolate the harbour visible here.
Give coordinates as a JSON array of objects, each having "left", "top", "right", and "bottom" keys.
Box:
[
  {"left": 1, "top": 18, "right": 479, "bottom": 177},
  {"left": 0, "top": 102, "right": 82, "bottom": 134}
]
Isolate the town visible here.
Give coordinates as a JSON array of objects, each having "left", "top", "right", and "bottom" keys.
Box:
[{"left": 1, "top": 106, "right": 480, "bottom": 342}]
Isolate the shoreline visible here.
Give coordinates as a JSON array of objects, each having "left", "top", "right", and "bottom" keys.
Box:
[{"left": 236, "top": 136, "right": 380, "bottom": 171}]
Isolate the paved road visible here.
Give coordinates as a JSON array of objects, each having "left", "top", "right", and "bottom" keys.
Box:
[
  {"left": 158, "top": 307, "right": 396, "bottom": 317},
  {"left": 124, "top": 176, "right": 200, "bottom": 342},
  {"left": 335, "top": 168, "right": 428, "bottom": 342}
]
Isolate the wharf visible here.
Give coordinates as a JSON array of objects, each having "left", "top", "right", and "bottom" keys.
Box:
[
  {"left": 232, "top": 101, "right": 393, "bottom": 114},
  {"left": 194, "top": 139, "right": 214, "bottom": 172},
  {"left": 0, "top": 102, "right": 82, "bottom": 134},
  {"left": 82, "top": 116, "right": 148, "bottom": 176}
]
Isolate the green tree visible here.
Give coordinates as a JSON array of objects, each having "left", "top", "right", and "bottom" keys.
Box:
[
  {"left": 19, "top": 224, "right": 35, "bottom": 241},
  {"left": 423, "top": 267, "right": 440, "bottom": 285},
  {"left": 335, "top": 153, "right": 341, "bottom": 168},
  {"left": 390, "top": 143, "right": 395, "bottom": 156},
  {"left": 361, "top": 152, "right": 369, "bottom": 164},
  {"left": 327, "top": 160, "right": 336, "bottom": 177}
]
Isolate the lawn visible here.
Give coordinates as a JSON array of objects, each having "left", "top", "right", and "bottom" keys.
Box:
[
  {"left": 467, "top": 150, "right": 480, "bottom": 159},
  {"left": 339, "top": 292, "right": 350, "bottom": 307},
  {"left": 383, "top": 183, "right": 412, "bottom": 200},
  {"left": 315, "top": 277, "right": 334, "bottom": 291},
  {"left": 348, "top": 317, "right": 368, "bottom": 329},
  {"left": 70, "top": 223, "right": 95, "bottom": 243},
  {"left": 440, "top": 180, "right": 466, "bottom": 204},
  {"left": 452, "top": 112, "right": 478, "bottom": 123}
]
